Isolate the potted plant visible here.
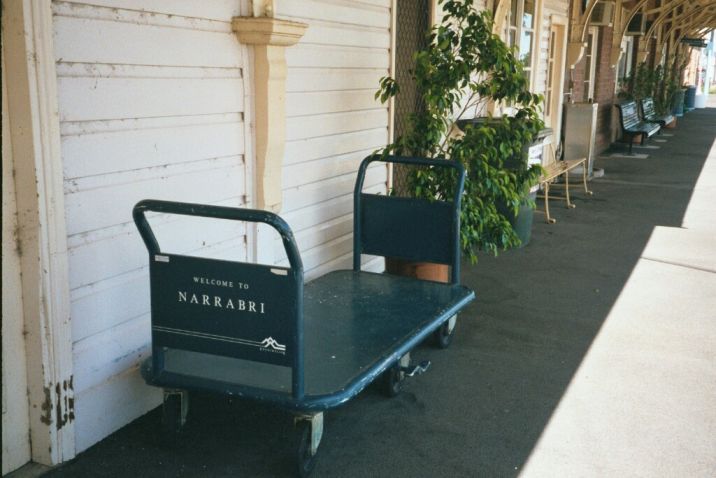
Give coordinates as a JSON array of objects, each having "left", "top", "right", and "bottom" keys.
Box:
[
  {"left": 375, "top": 0, "right": 544, "bottom": 271},
  {"left": 618, "top": 57, "right": 689, "bottom": 121}
]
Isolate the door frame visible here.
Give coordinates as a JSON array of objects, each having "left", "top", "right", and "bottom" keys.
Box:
[
  {"left": 2, "top": 0, "right": 75, "bottom": 466},
  {"left": 546, "top": 14, "right": 569, "bottom": 149},
  {"left": 583, "top": 25, "right": 599, "bottom": 101}
]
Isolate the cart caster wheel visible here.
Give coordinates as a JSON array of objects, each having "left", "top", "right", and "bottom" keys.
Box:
[
  {"left": 433, "top": 315, "right": 457, "bottom": 349},
  {"left": 293, "top": 420, "right": 320, "bottom": 477},
  {"left": 382, "top": 364, "right": 403, "bottom": 397},
  {"left": 161, "top": 389, "right": 188, "bottom": 448}
]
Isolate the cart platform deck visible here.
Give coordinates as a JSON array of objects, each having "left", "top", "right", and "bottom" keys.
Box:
[{"left": 143, "top": 269, "right": 473, "bottom": 411}]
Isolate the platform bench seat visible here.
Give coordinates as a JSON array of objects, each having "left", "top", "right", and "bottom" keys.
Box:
[
  {"left": 640, "top": 97, "right": 675, "bottom": 129},
  {"left": 615, "top": 100, "right": 661, "bottom": 154},
  {"left": 536, "top": 156, "right": 593, "bottom": 224}
]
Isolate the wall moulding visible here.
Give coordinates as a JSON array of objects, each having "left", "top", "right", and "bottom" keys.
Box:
[
  {"left": 2, "top": 0, "right": 75, "bottom": 465},
  {"left": 232, "top": 16, "right": 308, "bottom": 212}
]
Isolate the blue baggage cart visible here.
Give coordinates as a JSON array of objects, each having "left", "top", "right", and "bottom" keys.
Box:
[{"left": 133, "top": 155, "right": 475, "bottom": 476}]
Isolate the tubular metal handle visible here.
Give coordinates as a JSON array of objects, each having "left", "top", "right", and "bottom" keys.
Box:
[
  {"left": 355, "top": 154, "right": 466, "bottom": 196},
  {"left": 352, "top": 154, "right": 466, "bottom": 283},
  {"left": 132, "top": 199, "right": 303, "bottom": 273}
]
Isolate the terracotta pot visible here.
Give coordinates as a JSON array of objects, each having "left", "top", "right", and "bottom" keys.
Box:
[
  {"left": 665, "top": 119, "right": 677, "bottom": 129},
  {"left": 385, "top": 258, "right": 449, "bottom": 283}
]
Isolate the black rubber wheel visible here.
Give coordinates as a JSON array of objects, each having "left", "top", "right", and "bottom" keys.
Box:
[
  {"left": 381, "top": 364, "right": 403, "bottom": 397},
  {"left": 433, "top": 315, "right": 456, "bottom": 349},
  {"left": 161, "top": 393, "right": 183, "bottom": 448},
  {"left": 294, "top": 421, "right": 319, "bottom": 478}
]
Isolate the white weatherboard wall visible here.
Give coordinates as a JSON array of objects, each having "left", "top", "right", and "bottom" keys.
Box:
[
  {"left": 52, "top": 0, "right": 251, "bottom": 452},
  {"left": 275, "top": 0, "right": 391, "bottom": 279}
]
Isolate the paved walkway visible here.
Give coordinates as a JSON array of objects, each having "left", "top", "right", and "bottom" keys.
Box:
[
  {"left": 519, "top": 107, "right": 716, "bottom": 477},
  {"left": 29, "top": 106, "right": 716, "bottom": 478}
]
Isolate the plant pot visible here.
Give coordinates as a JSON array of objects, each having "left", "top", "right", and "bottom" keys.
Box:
[
  {"left": 665, "top": 118, "right": 677, "bottom": 129},
  {"left": 497, "top": 190, "right": 536, "bottom": 248},
  {"left": 672, "top": 89, "right": 686, "bottom": 116},
  {"left": 385, "top": 258, "right": 449, "bottom": 283},
  {"left": 684, "top": 86, "right": 697, "bottom": 111}
]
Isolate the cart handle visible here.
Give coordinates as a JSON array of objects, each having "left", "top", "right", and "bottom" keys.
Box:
[
  {"left": 353, "top": 154, "right": 465, "bottom": 284},
  {"left": 132, "top": 199, "right": 303, "bottom": 273}
]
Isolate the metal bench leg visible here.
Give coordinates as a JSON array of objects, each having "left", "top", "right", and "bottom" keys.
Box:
[
  {"left": 628, "top": 135, "right": 634, "bottom": 155},
  {"left": 583, "top": 161, "right": 593, "bottom": 196},
  {"left": 544, "top": 182, "right": 555, "bottom": 224},
  {"left": 564, "top": 171, "right": 575, "bottom": 209}
]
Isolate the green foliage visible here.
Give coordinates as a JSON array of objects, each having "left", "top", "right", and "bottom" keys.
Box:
[
  {"left": 375, "top": 0, "right": 544, "bottom": 262},
  {"left": 618, "top": 53, "right": 689, "bottom": 115},
  {"left": 618, "top": 62, "right": 659, "bottom": 101}
]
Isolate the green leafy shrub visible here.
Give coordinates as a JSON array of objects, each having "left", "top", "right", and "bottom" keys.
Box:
[{"left": 375, "top": 0, "right": 544, "bottom": 262}]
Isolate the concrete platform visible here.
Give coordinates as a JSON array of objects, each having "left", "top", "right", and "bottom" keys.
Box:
[{"left": 36, "top": 108, "right": 716, "bottom": 477}]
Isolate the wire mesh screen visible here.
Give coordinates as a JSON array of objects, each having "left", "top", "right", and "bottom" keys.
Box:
[{"left": 392, "top": 0, "right": 430, "bottom": 196}]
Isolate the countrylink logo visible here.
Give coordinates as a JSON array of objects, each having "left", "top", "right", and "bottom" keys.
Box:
[{"left": 260, "top": 337, "right": 286, "bottom": 353}]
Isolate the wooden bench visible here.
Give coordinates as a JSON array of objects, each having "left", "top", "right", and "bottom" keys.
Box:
[
  {"left": 535, "top": 143, "right": 593, "bottom": 224},
  {"left": 615, "top": 100, "right": 661, "bottom": 154},
  {"left": 640, "top": 97, "right": 675, "bottom": 129}
]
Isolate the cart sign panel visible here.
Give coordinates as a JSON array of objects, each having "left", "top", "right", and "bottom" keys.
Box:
[{"left": 149, "top": 253, "right": 296, "bottom": 367}]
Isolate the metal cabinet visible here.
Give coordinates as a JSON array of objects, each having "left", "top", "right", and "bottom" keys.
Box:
[{"left": 564, "top": 102, "right": 598, "bottom": 177}]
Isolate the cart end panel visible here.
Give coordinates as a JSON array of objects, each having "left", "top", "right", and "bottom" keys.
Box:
[{"left": 149, "top": 253, "right": 297, "bottom": 368}]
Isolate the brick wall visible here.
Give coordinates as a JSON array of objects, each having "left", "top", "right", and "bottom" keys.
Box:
[{"left": 594, "top": 26, "right": 617, "bottom": 153}]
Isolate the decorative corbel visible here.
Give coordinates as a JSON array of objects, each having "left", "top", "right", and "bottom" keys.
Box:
[
  {"left": 609, "top": 1, "right": 625, "bottom": 69},
  {"left": 567, "top": 41, "right": 586, "bottom": 69},
  {"left": 566, "top": 0, "right": 600, "bottom": 68},
  {"left": 233, "top": 5, "right": 307, "bottom": 212}
]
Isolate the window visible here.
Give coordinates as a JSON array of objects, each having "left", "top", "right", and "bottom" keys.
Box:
[
  {"left": 616, "top": 35, "right": 634, "bottom": 93},
  {"left": 583, "top": 26, "right": 598, "bottom": 102},
  {"left": 503, "top": 0, "right": 538, "bottom": 86}
]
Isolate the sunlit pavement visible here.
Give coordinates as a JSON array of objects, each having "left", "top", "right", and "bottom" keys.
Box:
[{"left": 520, "top": 102, "right": 716, "bottom": 477}]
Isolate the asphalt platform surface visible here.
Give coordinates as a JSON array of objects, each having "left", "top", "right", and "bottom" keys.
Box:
[{"left": 36, "top": 106, "right": 716, "bottom": 478}]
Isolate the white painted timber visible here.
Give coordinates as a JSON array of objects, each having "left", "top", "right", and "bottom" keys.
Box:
[
  {"left": 52, "top": 0, "right": 251, "bottom": 453},
  {"left": 541, "top": 0, "right": 570, "bottom": 96},
  {"left": 300, "top": 23, "right": 391, "bottom": 49},
  {"left": 286, "top": 68, "right": 386, "bottom": 93},
  {"left": 68, "top": 219, "right": 247, "bottom": 291},
  {"left": 276, "top": 0, "right": 390, "bottom": 28},
  {"left": 57, "top": 77, "right": 244, "bottom": 122},
  {"left": 3, "top": 0, "right": 75, "bottom": 465},
  {"left": 284, "top": 127, "right": 387, "bottom": 165},
  {"left": 73, "top": 366, "right": 162, "bottom": 454},
  {"left": 275, "top": 0, "right": 391, "bottom": 278},
  {"left": 281, "top": 183, "right": 384, "bottom": 235},
  {"left": 61, "top": 116, "right": 245, "bottom": 179},
  {"left": 282, "top": 166, "right": 386, "bottom": 214},
  {"left": 286, "top": 89, "right": 381, "bottom": 117},
  {"left": 286, "top": 109, "right": 389, "bottom": 141},
  {"left": 1, "top": 44, "right": 32, "bottom": 476},
  {"left": 287, "top": 44, "right": 390, "bottom": 69},
  {"left": 282, "top": 148, "right": 378, "bottom": 188},
  {"left": 64, "top": 162, "right": 245, "bottom": 235},
  {"left": 54, "top": 0, "right": 242, "bottom": 21},
  {"left": 53, "top": 5, "right": 240, "bottom": 66}
]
